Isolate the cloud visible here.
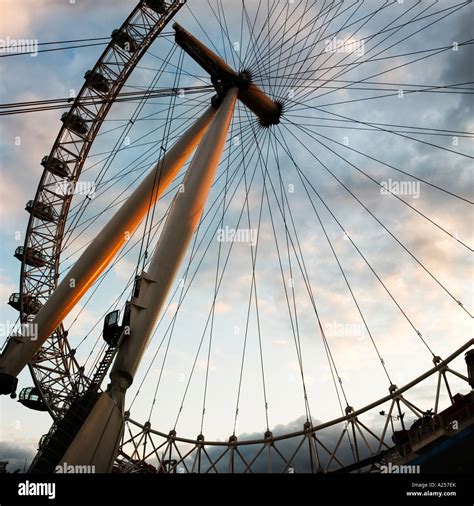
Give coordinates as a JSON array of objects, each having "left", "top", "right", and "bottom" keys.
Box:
[
  {"left": 0, "top": 172, "right": 29, "bottom": 223},
  {"left": 214, "top": 301, "right": 231, "bottom": 314},
  {"left": 0, "top": 441, "right": 36, "bottom": 473}
]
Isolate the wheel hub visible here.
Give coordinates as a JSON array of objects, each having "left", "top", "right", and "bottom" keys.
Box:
[{"left": 173, "top": 22, "right": 282, "bottom": 127}]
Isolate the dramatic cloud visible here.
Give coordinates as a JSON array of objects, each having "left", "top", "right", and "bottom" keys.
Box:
[{"left": 0, "top": 441, "right": 36, "bottom": 473}]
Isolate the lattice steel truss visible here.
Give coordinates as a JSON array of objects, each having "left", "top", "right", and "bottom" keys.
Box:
[
  {"left": 16, "top": 0, "right": 185, "bottom": 418},
  {"left": 116, "top": 340, "right": 473, "bottom": 473}
]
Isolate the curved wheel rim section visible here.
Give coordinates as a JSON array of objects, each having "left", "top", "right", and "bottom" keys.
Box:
[
  {"left": 120, "top": 339, "right": 473, "bottom": 473},
  {"left": 20, "top": 0, "right": 185, "bottom": 419}
]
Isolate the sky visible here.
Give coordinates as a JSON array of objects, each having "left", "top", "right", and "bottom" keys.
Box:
[{"left": 0, "top": 0, "right": 472, "bottom": 472}]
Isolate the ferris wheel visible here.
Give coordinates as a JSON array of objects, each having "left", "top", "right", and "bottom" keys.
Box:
[{"left": 0, "top": 0, "right": 473, "bottom": 474}]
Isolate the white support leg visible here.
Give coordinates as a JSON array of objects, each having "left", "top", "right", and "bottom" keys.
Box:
[
  {"left": 58, "top": 88, "right": 238, "bottom": 472},
  {"left": 0, "top": 106, "right": 217, "bottom": 393}
]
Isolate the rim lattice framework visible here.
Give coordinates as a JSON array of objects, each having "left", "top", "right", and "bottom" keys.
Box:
[
  {"left": 115, "top": 340, "right": 473, "bottom": 473},
  {"left": 18, "top": 0, "right": 185, "bottom": 419}
]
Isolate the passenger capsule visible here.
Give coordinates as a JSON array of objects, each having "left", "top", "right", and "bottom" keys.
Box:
[
  {"left": 25, "top": 200, "right": 57, "bottom": 222},
  {"left": 103, "top": 310, "right": 122, "bottom": 346},
  {"left": 60, "top": 112, "right": 88, "bottom": 136},
  {"left": 41, "top": 155, "right": 70, "bottom": 178},
  {"left": 84, "top": 70, "right": 110, "bottom": 93},
  {"left": 111, "top": 29, "right": 138, "bottom": 53},
  {"left": 14, "top": 246, "right": 48, "bottom": 268},
  {"left": 144, "top": 0, "right": 167, "bottom": 14},
  {"left": 8, "top": 293, "right": 42, "bottom": 315},
  {"left": 18, "top": 387, "right": 49, "bottom": 411}
]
